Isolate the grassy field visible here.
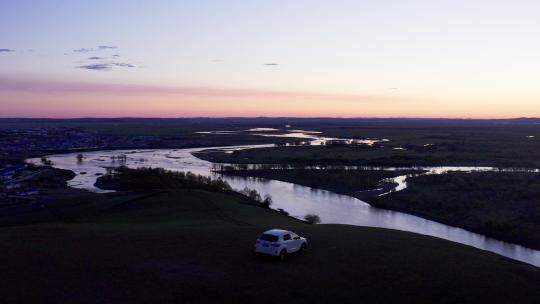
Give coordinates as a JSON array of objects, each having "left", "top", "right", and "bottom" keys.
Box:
[
  {"left": 195, "top": 121, "right": 540, "bottom": 168},
  {"left": 1, "top": 189, "right": 540, "bottom": 303},
  {"left": 372, "top": 172, "right": 540, "bottom": 250}
]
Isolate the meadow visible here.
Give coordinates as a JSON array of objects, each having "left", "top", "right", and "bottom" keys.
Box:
[
  {"left": 1, "top": 182, "right": 540, "bottom": 303},
  {"left": 196, "top": 119, "right": 540, "bottom": 168},
  {"left": 373, "top": 171, "right": 540, "bottom": 250}
]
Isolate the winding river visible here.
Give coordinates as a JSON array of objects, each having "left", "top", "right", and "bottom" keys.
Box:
[{"left": 28, "top": 130, "right": 540, "bottom": 267}]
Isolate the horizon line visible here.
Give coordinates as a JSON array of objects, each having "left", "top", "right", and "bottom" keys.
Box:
[{"left": 1, "top": 116, "right": 538, "bottom": 120}]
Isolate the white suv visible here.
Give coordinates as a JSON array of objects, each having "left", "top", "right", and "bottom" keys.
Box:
[{"left": 255, "top": 229, "right": 307, "bottom": 260}]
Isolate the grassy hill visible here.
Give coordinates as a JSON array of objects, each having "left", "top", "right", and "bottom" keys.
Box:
[{"left": 1, "top": 188, "right": 540, "bottom": 303}]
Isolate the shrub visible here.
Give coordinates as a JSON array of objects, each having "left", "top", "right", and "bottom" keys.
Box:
[
  {"left": 97, "top": 167, "right": 232, "bottom": 192},
  {"left": 240, "top": 187, "right": 262, "bottom": 202},
  {"left": 239, "top": 187, "right": 273, "bottom": 208},
  {"left": 40, "top": 157, "right": 53, "bottom": 166},
  {"left": 304, "top": 214, "right": 321, "bottom": 224},
  {"left": 277, "top": 208, "right": 289, "bottom": 216},
  {"left": 261, "top": 194, "right": 273, "bottom": 208}
]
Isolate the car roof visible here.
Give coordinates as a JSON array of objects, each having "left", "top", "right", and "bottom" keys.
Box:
[{"left": 263, "top": 229, "right": 293, "bottom": 236}]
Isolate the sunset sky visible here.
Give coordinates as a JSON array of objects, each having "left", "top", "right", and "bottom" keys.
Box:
[{"left": 1, "top": 1, "right": 539, "bottom": 118}]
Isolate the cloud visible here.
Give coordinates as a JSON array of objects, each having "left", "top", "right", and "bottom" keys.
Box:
[
  {"left": 74, "top": 45, "right": 119, "bottom": 53},
  {"left": 77, "top": 63, "right": 112, "bottom": 71},
  {"left": 0, "top": 49, "right": 14, "bottom": 53},
  {"left": 76, "top": 62, "right": 137, "bottom": 71},
  {"left": 112, "top": 62, "right": 135, "bottom": 68},
  {"left": 74, "top": 48, "right": 95, "bottom": 53},
  {"left": 264, "top": 63, "right": 278, "bottom": 66},
  {"left": 88, "top": 56, "right": 105, "bottom": 60}
]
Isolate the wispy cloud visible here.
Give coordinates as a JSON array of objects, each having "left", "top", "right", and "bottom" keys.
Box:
[
  {"left": 74, "top": 45, "right": 119, "bottom": 53},
  {"left": 77, "top": 63, "right": 112, "bottom": 71},
  {"left": 77, "top": 62, "right": 137, "bottom": 71},
  {"left": 0, "top": 49, "right": 14, "bottom": 53},
  {"left": 112, "top": 62, "right": 135, "bottom": 68},
  {"left": 74, "top": 48, "right": 95, "bottom": 53}
]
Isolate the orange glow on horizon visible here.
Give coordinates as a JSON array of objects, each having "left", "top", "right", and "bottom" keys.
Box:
[{"left": 1, "top": 75, "right": 539, "bottom": 119}]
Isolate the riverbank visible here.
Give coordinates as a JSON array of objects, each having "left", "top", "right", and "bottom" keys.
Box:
[
  {"left": 216, "top": 169, "right": 422, "bottom": 201},
  {"left": 1, "top": 189, "right": 540, "bottom": 303},
  {"left": 373, "top": 172, "right": 540, "bottom": 250},
  {"left": 216, "top": 169, "right": 540, "bottom": 250}
]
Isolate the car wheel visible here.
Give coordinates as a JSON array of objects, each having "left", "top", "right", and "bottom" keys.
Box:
[
  {"left": 279, "top": 249, "right": 287, "bottom": 261},
  {"left": 299, "top": 243, "right": 307, "bottom": 254}
]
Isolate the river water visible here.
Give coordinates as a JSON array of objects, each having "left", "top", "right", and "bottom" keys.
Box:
[{"left": 27, "top": 131, "right": 540, "bottom": 268}]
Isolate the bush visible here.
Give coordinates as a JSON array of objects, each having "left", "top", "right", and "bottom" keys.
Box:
[
  {"left": 304, "top": 214, "right": 321, "bottom": 224},
  {"left": 40, "top": 157, "right": 53, "bottom": 166},
  {"left": 96, "top": 167, "right": 232, "bottom": 192},
  {"left": 239, "top": 187, "right": 272, "bottom": 208},
  {"left": 277, "top": 208, "right": 289, "bottom": 216},
  {"left": 261, "top": 194, "right": 272, "bottom": 208}
]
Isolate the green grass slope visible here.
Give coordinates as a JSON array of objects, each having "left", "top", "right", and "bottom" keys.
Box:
[{"left": 0, "top": 189, "right": 539, "bottom": 303}]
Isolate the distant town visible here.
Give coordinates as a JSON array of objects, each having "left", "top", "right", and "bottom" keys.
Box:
[
  {"left": 0, "top": 127, "right": 158, "bottom": 157},
  {"left": 0, "top": 126, "right": 145, "bottom": 202}
]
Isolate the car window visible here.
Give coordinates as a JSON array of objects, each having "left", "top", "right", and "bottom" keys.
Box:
[
  {"left": 283, "top": 234, "right": 291, "bottom": 241},
  {"left": 259, "top": 234, "right": 279, "bottom": 242}
]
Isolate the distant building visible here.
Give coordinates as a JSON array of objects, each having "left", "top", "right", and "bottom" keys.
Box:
[{"left": 4, "top": 183, "right": 22, "bottom": 190}]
